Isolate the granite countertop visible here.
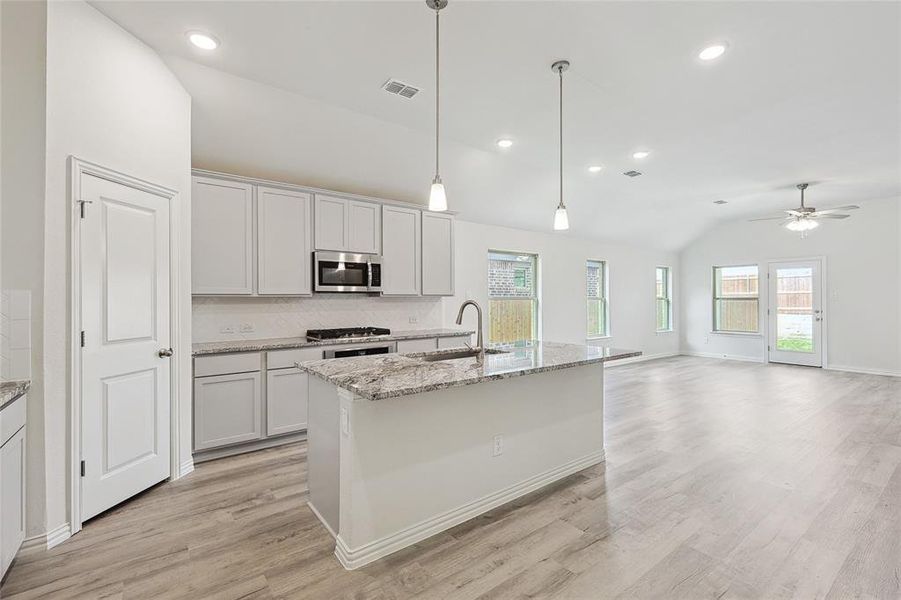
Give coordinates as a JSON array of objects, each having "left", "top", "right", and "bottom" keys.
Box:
[
  {"left": 192, "top": 329, "right": 475, "bottom": 356},
  {"left": 0, "top": 380, "right": 30, "bottom": 412},
  {"left": 298, "top": 341, "right": 641, "bottom": 401}
]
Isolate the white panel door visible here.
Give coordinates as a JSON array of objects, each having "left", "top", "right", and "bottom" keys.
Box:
[
  {"left": 80, "top": 174, "right": 171, "bottom": 522},
  {"left": 381, "top": 206, "right": 422, "bottom": 296},
  {"left": 191, "top": 176, "right": 254, "bottom": 295},
  {"left": 767, "top": 259, "right": 823, "bottom": 367},
  {"left": 266, "top": 367, "right": 309, "bottom": 436},
  {"left": 314, "top": 195, "right": 349, "bottom": 251},
  {"left": 421, "top": 212, "right": 454, "bottom": 296},
  {"left": 347, "top": 200, "right": 381, "bottom": 254},
  {"left": 0, "top": 428, "right": 26, "bottom": 578},
  {"left": 258, "top": 186, "right": 312, "bottom": 295},
  {"left": 194, "top": 372, "right": 263, "bottom": 450}
]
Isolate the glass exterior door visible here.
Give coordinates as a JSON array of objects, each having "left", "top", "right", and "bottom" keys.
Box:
[{"left": 767, "top": 260, "right": 822, "bottom": 367}]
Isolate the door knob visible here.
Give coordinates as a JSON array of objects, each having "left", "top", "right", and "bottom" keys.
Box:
[{"left": 158, "top": 348, "right": 174, "bottom": 358}]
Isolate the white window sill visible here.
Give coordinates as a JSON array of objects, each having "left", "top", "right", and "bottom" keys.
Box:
[
  {"left": 586, "top": 336, "right": 612, "bottom": 341},
  {"left": 709, "top": 331, "right": 762, "bottom": 337},
  {"left": 655, "top": 329, "right": 674, "bottom": 334}
]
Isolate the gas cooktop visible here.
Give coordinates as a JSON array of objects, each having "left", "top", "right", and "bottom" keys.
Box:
[{"left": 305, "top": 327, "right": 391, "bottom": 341}]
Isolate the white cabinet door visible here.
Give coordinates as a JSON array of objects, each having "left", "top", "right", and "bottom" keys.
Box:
[
  {"left": 192, "top": 176, "right": 254, "bottom": 295},
  {"left": 0, "top": 427, "right": 25, "bottom": 579},
  {"left": 266, "top": 367, "right": 309, "bottom": 437},
  {"left": 381, "top": 206, "right": 422, "bottom": 296},
  {"left": 422, "top": 212, "right": 455, "bottom": 296},
  {"left": 258, "top": 187, "right": 313, "bottom": 295},
  {"left": 348, "top": 200, "right": 381, "bottom": 254},
  {"left": 194, "top": 372, "right": 263, "bottom": 451},
  {"left": 396, "top": 338, "right": 438, "bottom": 353},
  {"left": 315, "top": 195, "right": 349, "bottom": 251}
]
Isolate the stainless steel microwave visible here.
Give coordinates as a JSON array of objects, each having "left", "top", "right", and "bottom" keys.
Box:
[{"left": 313, "top": 251, "right": 382, "bottom": 293}]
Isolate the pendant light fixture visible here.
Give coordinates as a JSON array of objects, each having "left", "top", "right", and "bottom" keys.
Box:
[
  {"left": 552, "top": 60, "right": 570, "bottom": 230},
  {"left": 427, "top": 0, "right": 448, "bottom": 212}
]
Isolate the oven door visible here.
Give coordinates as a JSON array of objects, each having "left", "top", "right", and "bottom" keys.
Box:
[{"left": 315, "top": 251, "right": 373, "bottom": 292}]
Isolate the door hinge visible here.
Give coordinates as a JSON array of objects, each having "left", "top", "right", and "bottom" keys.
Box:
[
  {"left": 80, "top": 460, "right": 86, "bottom": 477},
  {"left": 80, "top": 330, "right": 86, "bottom": 347},
  {"left": 767, "top": 345, "right": 771, "bottom": 352}
]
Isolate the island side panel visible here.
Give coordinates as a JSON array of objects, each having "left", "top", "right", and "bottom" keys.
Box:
[
  {"left": 338, "top": 363, "right": 604, "bottom": 565},
  {"left": 307, "top": 376, "right": 341, "bottom": 536}
]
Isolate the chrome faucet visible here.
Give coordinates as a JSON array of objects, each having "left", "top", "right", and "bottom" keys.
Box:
[{"left": 455, "top": 300, "right": 484, "bottom": 358}]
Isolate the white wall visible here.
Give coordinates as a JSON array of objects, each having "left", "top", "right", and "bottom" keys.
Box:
[
  {"left": 37, "top": 0, "right": 192, "bottom": 538},
  {"left": 1, "top": 0, "right": 48, "bottom": 539},
  {"left": 448, "top": 220, "right": 680, "bottom": 360},
  {"left": 679, "top": 197, "right": 901, "bottom": 375}
]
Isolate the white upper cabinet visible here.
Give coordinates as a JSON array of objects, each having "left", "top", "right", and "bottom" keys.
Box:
[
  {"left": 192, "top": 176, "right": 254, "bottom": 295},
  {"left": 257, "top": 186, "right": 312, "bottom": 296},
  {"left": 421, "top": 212, "right": 455, "bottom": 296},
  {"left": 381, "top": 206, "right": 422, "bottom": 296},
  {"left": 348, "top": 200, "right": 381, "bottom": 254},
  {"left": 315, "top": 195, "right": 381, "bottom": 254},
  {"left": 314, "top": 195, "right": 348, "bottom": 252}
]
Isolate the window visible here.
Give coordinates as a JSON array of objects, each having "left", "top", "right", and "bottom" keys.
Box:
[
  {"left": 656, "top": 267, "right": 672, "bottom": 331},
  {"left": 713, "top": 265, "right": 759, "bottom": 333},
  {"left": 488, "top": 252, "right": 538, "bottom": 344},
  {"left": 586, "top": 260, "right": 608, "bottom": 338}
]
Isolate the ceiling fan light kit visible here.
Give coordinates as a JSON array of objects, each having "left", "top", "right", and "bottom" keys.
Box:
[{"left": 749, "top": 182, "right": 860, "bottom": 236}]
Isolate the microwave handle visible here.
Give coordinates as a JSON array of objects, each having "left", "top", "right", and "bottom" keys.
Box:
[{"left": 368, "top": 261, "right": 373, "bottom": 290}]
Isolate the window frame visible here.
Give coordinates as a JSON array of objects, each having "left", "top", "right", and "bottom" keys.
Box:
[
  {"left": 655, "top": 266, "right": 673, "bottom": 333},
  {"left": 487, "top": 250, "right": 540, "bottom": 345},
  {"left": 712, "top": 264, "right": 760, "bottom": 334},
  {"left": 586, "top": 259, "right": 610, "bottom": 339}
]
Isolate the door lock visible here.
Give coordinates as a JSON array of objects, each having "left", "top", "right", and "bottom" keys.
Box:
[{"left": 158, "top": 348, "right": 174, "bottom": 358}]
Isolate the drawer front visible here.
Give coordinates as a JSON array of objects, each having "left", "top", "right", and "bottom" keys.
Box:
[
  {"left": 396, "top": 338, "right": 438, "bottom": 354},
  {"left": 267, "top": 347, "right": 324, "bottom": 370},
  {"left": 0, "top": 394, "right": 26, "bottom": 447},
  {"left": 194, "top": 352, "right": 262, "bottom": 377}
]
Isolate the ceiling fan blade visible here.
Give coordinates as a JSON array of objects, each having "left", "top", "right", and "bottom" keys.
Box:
[
  {"left": 811, "top": 213, "right": 849, "bottom": 219},
  {"left": 749, "top": 215, "right": 791, "bottom": 222},
  {"left": 814, "top": 205, "right": 860, "bottom": 215},
  {"left": 785, "top": 210, "right": 804, "bottom": 216}
]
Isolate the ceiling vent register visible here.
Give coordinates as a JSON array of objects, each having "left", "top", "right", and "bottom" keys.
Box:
[
  {"left": 623, "top": 170, "right": 642, "bottom": 178},
  {"left": 383, "top": 79, "right": 420, "bottom": 99}
]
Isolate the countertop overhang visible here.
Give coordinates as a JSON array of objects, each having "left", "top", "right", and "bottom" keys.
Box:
[
  {"left": 192, "top": 328, "right": 475, "bottom": 356},
  {"left": 298, "top": 341, "right": 640, "bottom": 401}
]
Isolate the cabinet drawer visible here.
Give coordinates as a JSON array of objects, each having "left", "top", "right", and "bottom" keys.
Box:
[
  {"left": 1, "top": 394, "right": 26, "bottom": 447},
  {"left": 396, "top": 338, "right": 438, "bottom": 354},
  {"left": 267, "top": 347, "right": 324, "bottom": 369},
  {"left": 194, "top": 352, "right": 262, "bottom": 377}
]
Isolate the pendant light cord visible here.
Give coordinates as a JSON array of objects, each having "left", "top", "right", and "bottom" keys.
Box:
[
  {"left": 558, "top": 65, "right": 564, "bottom": 210},
  {"left": 435, "top": 7, "right": 440, "bottom": 178}
]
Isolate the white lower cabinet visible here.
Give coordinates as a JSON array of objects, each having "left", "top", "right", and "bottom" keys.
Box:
[
  {"left": 1, "top": 396, "right": 26, "bottom": 579},
  {"left": 266, "top": 367, "right": 309, "bottom": 437},
  {"left": 193, "top": 372, "right": 263, "bottom": 451}
]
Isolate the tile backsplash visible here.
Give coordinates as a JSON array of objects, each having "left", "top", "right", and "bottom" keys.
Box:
[
  {"left": 193, "top": 295, "right": 446, "bottom": 342},
  {"left": 1, "top": 290, "right": 32, "bottom": 380}
]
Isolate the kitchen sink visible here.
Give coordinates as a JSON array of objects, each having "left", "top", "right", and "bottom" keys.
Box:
[{"left": 417, "top": 348, "right": 507, "bottom": 362}]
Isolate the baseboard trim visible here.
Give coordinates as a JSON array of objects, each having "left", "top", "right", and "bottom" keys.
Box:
[
  {"left": 307, "top": 501, "right": 337, "bottom": 539},
  {"left": 333, "top": 449, "right": 606, "bottom": 570},
  {"left": 192, "top": 431, "right": 307, "bottom": 463},
  {"left": 826, "top": 364, "right": 901, "bottom": 378},
  {"left": 604, "top": 352, "right": 679, "bottom": 367},
  {"left": 178, "top": 458, "right": 195, "bottom": 479},
  {"left": 19, "top": 522, "right": 71, "bottom": 555},
  {"left": 680, "top": 351, "right": 765, "bottom": 363}
]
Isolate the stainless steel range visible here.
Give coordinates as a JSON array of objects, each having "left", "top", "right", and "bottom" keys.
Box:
[{"left": 306, "top": 327, "right": 391, "bottom": 341}]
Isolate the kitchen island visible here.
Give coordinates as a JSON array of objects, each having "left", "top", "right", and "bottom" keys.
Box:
[{"left": 299, "top": 341, "right": 639, "bottom": 569}]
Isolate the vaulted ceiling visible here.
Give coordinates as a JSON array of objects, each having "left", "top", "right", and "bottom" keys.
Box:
[{"left": 92, "top": 1, "right": 901, "bottom": 250}]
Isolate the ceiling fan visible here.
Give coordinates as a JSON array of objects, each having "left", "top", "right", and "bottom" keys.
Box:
[{"left": 749, "top": 183, "right": 859, "bottom": 232}]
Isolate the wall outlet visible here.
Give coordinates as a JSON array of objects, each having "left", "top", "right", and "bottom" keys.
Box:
[
  {"left": 240, "top": 323, "right": 255, "bottom": 333},
  {"left": 408, "top": 316, "right": 418, "bottom": 324},
  {"left": 492, "top": 434, "right": 503, "bottom": 457},
  {"left": 220, "top": 325, "right": 236, "bottom": 334}
]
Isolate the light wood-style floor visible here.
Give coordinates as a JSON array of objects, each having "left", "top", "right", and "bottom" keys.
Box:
[{"left": 3, "top": 356, "right": 900, "bottom": 599}]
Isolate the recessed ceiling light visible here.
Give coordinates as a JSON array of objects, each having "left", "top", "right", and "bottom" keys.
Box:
[
  {"left": 698, "top": 44, "right": 726, "bottom": 61},
  {"left": 187, "top": 31, "right": 219, "bottom": 50},
  {"left": 588, "top": 165, "right": 603, "bottom": 173},
  {"left": 632, "top": 150, "right": 650, "bottom": 159},
  {"left": 496, "top": 139, "right": 514, "bottom": 148}
]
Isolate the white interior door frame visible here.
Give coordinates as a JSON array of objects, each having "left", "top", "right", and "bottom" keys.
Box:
[
  {"left": 765, "top": 255, "right": 828, "bottom": 369},
  {"left": 68, "top": 157, "right": 183, "bottom": 536}
]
